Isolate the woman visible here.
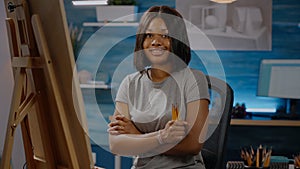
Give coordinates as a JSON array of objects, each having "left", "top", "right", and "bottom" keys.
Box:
[{"left": 108, "top": 6, "right": 210, "bottom": 169}]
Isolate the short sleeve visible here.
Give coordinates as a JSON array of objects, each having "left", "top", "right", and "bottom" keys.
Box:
[
  {"left": 115, "top": 75, "right": 130, "bottom": 104},
  {"left": 185, "top": 70, "right": 210, "bottom": 103}
]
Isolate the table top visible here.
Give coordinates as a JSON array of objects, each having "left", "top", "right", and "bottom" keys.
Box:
[
  {"left": 226, "top": 161, "right": 295, "bottom": 169},
  {"left": 230, "top": 119, "right": 300, "bottom": 126}
]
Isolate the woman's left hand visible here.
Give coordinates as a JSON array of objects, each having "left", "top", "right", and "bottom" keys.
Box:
[{"left": 107, "top": 115, "right": 141, "bottom": 135}]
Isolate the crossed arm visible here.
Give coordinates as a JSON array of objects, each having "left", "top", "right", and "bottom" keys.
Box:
[{"left": 108, "top": 99, "right": 209, "bottom": 156}]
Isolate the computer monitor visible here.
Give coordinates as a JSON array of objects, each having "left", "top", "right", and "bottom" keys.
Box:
[{"left": 257, "top": 59, "right": 300, "bottom": 114}]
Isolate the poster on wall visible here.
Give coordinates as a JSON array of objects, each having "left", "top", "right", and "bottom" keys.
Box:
[{"left": 176, "top": 0, "right": 272, "bottom": 51}]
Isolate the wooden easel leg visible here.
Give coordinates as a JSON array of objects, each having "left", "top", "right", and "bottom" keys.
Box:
[
  {"left": 0, "top": 68, "right": 26, "bottom": 169},
  {"left": 0, "top": 68, "right": 38, "bottom": 169},
  {"left": 20, "top": 116, "right": 36, "bottom": 169},
  {"left": 1, "top": 10, "right": 36, "bottom": 169}
]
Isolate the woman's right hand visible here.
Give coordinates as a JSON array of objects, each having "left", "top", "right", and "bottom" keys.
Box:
[{"left": 159, "top": 120, "right": 188, "bottom": 144}]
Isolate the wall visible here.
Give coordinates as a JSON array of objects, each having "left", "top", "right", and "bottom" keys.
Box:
[
  {"left": 0, "top": 1, "right": 26, "bottom": 168},
  {"left": 65, "top": 0, "right": 300, "bottom": 113}
]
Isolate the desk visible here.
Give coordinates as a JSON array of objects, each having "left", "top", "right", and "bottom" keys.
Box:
[
  {"left": 231, "top": 119, "right": 300, "bottom": 126},
  {"left": 226, "top": 161, "right": 295, "bottom": 169},
  {"left": 225, "top": 125, "right": 300, "bottom": 167}
]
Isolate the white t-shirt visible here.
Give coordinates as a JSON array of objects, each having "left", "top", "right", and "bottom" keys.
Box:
[
  {"left": 116, "top": 67, "right": 210, "bottom": 125},
  {"left": 115, "top": 67, "right": 209, "bottom": 168}
]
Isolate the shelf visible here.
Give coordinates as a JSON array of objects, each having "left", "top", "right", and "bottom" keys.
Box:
[
  {"left": 83, "top": 22, "right": 139, "bottom": 27},
  {"left": 80, "top": 83, "right": 111, "bottom": 89}
]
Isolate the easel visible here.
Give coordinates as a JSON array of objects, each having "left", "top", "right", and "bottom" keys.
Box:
[{"left": 1, "top": 0, "right": 93, "bottom": 168}]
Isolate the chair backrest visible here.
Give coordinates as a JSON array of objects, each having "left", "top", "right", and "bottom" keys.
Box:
[{"left": 201, "top": 75, "right": 234, "bottom": 169}]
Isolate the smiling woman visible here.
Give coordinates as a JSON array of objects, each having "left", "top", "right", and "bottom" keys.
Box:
[{"left": 107, "top": 6, "right": 210, "bottom": 169}]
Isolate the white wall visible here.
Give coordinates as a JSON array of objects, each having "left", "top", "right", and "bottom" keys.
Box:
[{"left": 0, "top": 1, "right": 26, "bottom": 168}]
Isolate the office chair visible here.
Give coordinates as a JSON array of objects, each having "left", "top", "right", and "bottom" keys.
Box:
[{"left": 201, "top": 75, "right": 234, "bottom": 169}]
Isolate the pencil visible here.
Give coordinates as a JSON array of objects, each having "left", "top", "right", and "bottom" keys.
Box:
[
  {"left": 246, "top": 151, "right": 252, "bottom": 166},
  {"left": 256, "top": 148, "right": 259, "bottom": 167},
  {"left": 263, "top": 152, "right": 270, "bottom": 167},
  {"left": 175, "top": 103, "right": 180, "bottom": 120},
  {"left": 172, "top": 103, "right": 180, "bottom": 120},
  {"left": 258, "top": 145, "right": 263, "bottom": 167},
  {"left": 294, "top": 155, "right": 300, "bottom": 167}
]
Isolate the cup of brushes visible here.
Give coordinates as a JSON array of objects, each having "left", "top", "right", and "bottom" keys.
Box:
[{"left": 241, "top": 145, "right": 271, "bottom": 169}]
